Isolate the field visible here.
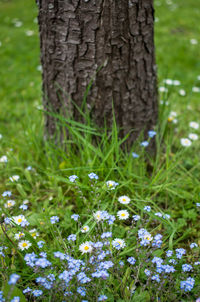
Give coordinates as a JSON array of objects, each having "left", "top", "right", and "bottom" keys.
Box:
[{"left": 0, "top": 0, "right": 200, "bottom": 301}]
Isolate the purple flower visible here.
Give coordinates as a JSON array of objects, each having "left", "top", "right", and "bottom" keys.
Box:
[
  {"left": 50, "top": 216, "right": 59, "bottom": 224},
  {"left": 88, "top": 173, "right": 99, "bottom": 180},
  {"left": 8, "top": 274, "right": 20, "bottom": 285},
  {"left": 148, "top": 130, "right": 156, "bottom": 138},
  {"left": 71, "top": 214, "right": 79, "bottom": 221},
  {"left": 132, "top": 152, "right": 139, "bottom": 158},
  {"left": 69, "top": 175, "right": 78, "bottom": 182},
  {"left": 140, "top": 141, "right": 149, "bottom": 147},
  {"left": 67, "top": 234, "right": 76, "bottom": 242}
]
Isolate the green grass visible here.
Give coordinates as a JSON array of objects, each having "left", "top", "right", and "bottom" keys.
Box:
[{"left": 0, "top": 0, "right": 200, "bottom": 301}]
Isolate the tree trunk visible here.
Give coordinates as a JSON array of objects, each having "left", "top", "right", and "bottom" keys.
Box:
[{"left": 38, "top": 0, "right": 158, "bottom": 146}]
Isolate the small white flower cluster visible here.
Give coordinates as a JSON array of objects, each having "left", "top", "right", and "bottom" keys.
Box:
[{"left": 180, "top": 122, "right": 199, "bottom": 147}]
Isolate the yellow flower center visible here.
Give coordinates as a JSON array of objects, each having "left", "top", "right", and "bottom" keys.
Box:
[
  {"left": 168, "top": 117, "right": 173, "bottom": 122},
  {"left": 109, "top": 183, "right": 113, "bottom": 187},
  {"left": 84, "top": 246, "right": 89, "bottom": 251},
  {"left": 19, "top": 233, "right": 24, "bottom": 237},
  {"left": 22, "top": 242, "right": 28, "bottom": 247},
  {"left": 121, "top": 213, "right": 126, "bottom": 217},
  {"left": 122, "top": 198, "right": 126, "bottom": 201},
  {"left": 18, "top": 219, "right": 22, "bottom": 223},
  {"left": 31, "top": 233, "right": 36, "bottom": 237}
]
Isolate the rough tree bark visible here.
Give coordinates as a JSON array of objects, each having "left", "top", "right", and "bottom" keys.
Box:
[{"left": 38, "top": 0, "right": 158, "bottom": 146}]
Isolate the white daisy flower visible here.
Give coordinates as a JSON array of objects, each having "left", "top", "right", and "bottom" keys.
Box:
[
  {"left": 25, "top": 30, "right": 34, "bottom": 36},
  {"left": 117, "top": 210, "right": 129, "bottom": 220},
  {"left": 118, "top": 195, "right": 130, "bottom": 205},
  {"left": 18, "top": 240, "right": 32, "bottom": 251},
  {"left": 180, "top": 138, "right": 192, "bottom": 147},
  {"left": 179, "top": 89, "right": 186, "bottom": 96},
  {"left": 30, "top": 229, "right": 39, "bottom": 239},
  {"left": 93, "top": 211, "right": 103, "bottom": 222},
  {"left": 106, "top": 180, "right": 119, "bottom": 190},
  {"left": 4, "top": 200, "right": 15, "bottom": 208},
  {"left": 0, "top": 155, "right": 8, "bottom": 163},
  {"left": 190, "top": 39, "right": 198, "bottom": 45},
  {"left": 81, "top": 225, "right": 90, "bottom": 233},
  {"left": 112, "top": 238, "right": 126, "bottom": 250},
  {"left": 173, "top": 80, "right": 181, "bottom": 86},
  {"left": 159, "top": 86, "right": 168, "bottom": 92},
  {"left": 9, "top": 175, "right": 20, "bottom": 182},
  {"left": 79, "top": 241, "right": 93, "bottom": 254},
  {"left": 12, "top": 215, "right": 28, "bottom": 226},
  {"left": 14, "top": 232, "right": 25, "bottom": 240},
  {"left": 163, "top": 79, "right": 173, "bottom": 85},
  {"left": 189, "top": 133, "right": 198, "bottom": 141},
  {"left": 189, "top": 122, "right": 199, "bottom": 129},
  {"left": 23, "top": 199, "right": 29, "bottom": 205},
  {"left": 192, "top": 87, "right": 200, "bottom": 93}
]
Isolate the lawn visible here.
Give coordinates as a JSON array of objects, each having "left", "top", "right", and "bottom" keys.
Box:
[{"left": 0, "top": 0, "right": 200, "bottom": 301}]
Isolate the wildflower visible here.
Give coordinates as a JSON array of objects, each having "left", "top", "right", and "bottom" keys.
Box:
[
  {"left": 182, "top": 264, "right": 193, "bottom": 272},
  {"left": 119, "top": 260, "right": 124, "bottom": 266},
  {"left": 93, "top": 211, "right": 103, "bottom": 221},
  {"left": 151, "top": 274, "right": 160, "bottom": 283},
  {"left": 0, "top": 291, "right": 5, "bottom": 302},
  {"left": 189, "top": 133, "right": 198, "bottom": 140},
  {"left": 68, "top": 234, "right": 76, "bottom": 241},
  {"left": 168, "top": 111, "right": 177, "bottom": 123},
  {"left": 11, "top": 297, "right": 20, "bottom": 302},
  {"left": 32, "top": 290, "right": 43, "bottom": 297},
  {"left": 163, "top": 214, "right": 171, "bottom": 219},
  {"left": 30, "top": 229, "right": 39, "bottom": 239},
  {"left": 190, "top": 243, "right": 198, "bottom": 249},
  {"left": 117, "top": 210, "right": 129, "bottom": 220},
  {"left": 35, "top": 258, "right": 51, "bottom": 268},
  {"left": 112, "top": 238, "right": 126, "bottom": 250},
  {"left": 23, "top": 287, "right": 32, "bottom": 294},
  {"left": 152, "top": 257, "right": 163, "bottom": 266},
  {"left": 50, "top": 216, "right": 59, "bottom": 224},
  {"left": 14, "top": 232, "right": 25, "bottom": 240},
  {"left": 18, "top": 240, "right": 32, "bottom": 251},
  {"left": 140, "top": 141, "right": 149, "bottom": 147},
  {"left": 79, "top": 242, "right": 93, "bottom": 254},
  {"left": 176, "top": 248, "right": 186, "bottom": 259},
  {"left": 152, "top": 234, "right": 163, "bottom": 248},
  {"left": 106, "top": 180, "right": 119, "bottom": 189},
  {"left": 69, "top": 175, "right": 78, "bottom": 182},
  {"left": 98, "top": 295, "right": 108, "bottom": 301},
  {"left": 144, "top": 206, "right": 151, "bottom": 212},
  {"left": 88, "top": 173, "right": 98, "bottom": 180},
  {"left": 127, "top": 257, "right": 136, "bottom": 265},
  {"left": 77, "top": 287, "right": 86, "bottom": 296},
  {"left": 71, "top": 214, "right": 80, "bottom": 221},
  {"left": 179, "top": 89, "right": 186, "bottom": 96},
  {"left": 148, "top": 130, "right": 156, "bottom": 138},
  {"left": 0, "top": 155, "right": 8, "bottom": 163},
  {"left": 9, "top": 175, "right": 20, "bottom": 182},
  {"left": 2, "top": 191, "right": 12, "bottom": 197},
  {"left": 118, "top": 195, "right": 130, "bottom": 204},
  {"left": 4, "top": 217, "right": 11, "bottom": 224},
  {"left": 190, "top": 39, "right": 198, "bottom": 45},
  {"left": 189, "top": 121, "right": 199, "bottom": 129},
  {"left": 144, "top": 269, "right": 151, "bottom": 276},
  {"left": 37, "top": 241, "right": 45, "bottom": 248},
  {"left": 132, "top": 215, "right": 140, "bottom": 221},
  {"left": 194, "top": 261, "right": 200, "bottom": 265},
  {"left": 4, "top": 200, "right": 15, "bottom": 208},
  {"left": 107, "top": 214, "right": 116, "bottom": 225},
  {"left": 180, "top": 138, "right": 192, "bottom": 147},
  {"left": 81, "top": 225, "right": 90, "bottom": 233},
  {"left": 196, "top": 203, "right": 200, "bottom": 207},
  {"left": 8, "top": 274, "right": 20, "bottom": 285},
  {"left": 166, "top": 250, "right": 173, "bottom": 257},
  {"left": 19, "top": 204, "right": 28, "bottom": 211},
  {"left": 26, "top": 166, "right": 32, "bottom": 170},
  {"left": 155, "top": 212, "right": 162, "bottom": 217},
  {"left": 101, "top": 232, "right": 112, "bottom": 239},
  {"left": 13, "top": 215, "right": 29, "bottom": 227},
  {"left": 159, "top": 86, "right": 168, "bottom": 92},
  {"left": 132, "top": 152, "right": 139, "bottom": 158},
  {"left": 180, "top": 277, "right": 195, "bottom": 292}
]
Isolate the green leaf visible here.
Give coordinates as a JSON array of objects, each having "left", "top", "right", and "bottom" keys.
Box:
[{"left": 3, "top": 284, "right": 26, "bottom": 302}]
